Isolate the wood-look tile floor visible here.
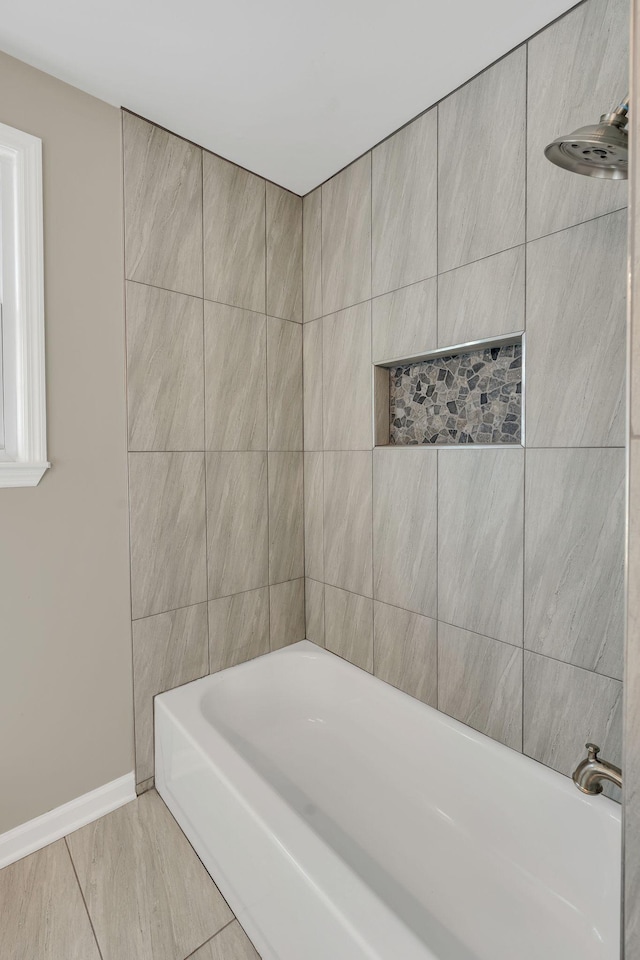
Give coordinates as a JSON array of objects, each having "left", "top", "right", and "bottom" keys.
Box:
[{"left": 0, "top": 790, "right": 261, "bottom": 960}]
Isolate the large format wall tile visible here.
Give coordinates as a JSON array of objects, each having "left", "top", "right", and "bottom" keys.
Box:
[
  {"left": 303, "top": 319, "right": 323, "bottom": 450},
  {"left": 322, "top": 154, "right": 371, "bottom": 315},
  {"left": 324, "top": 452, "right": 373, "bottom": 597},
  {"left": 123, "top": 113, "right": 203, "bottom": 296},
  {"left": 303, "top": 187, "right": 322, "bottom": 321},
  {"left": 373, "top": 601, "right": 437, "bottom": 705},
  {"left": 270, "top": 579, "right": 305, "bottom": 649},
  {"left": 305, "top": 578, "right": 325, "bottom": 645},
  {"left": 526, "top": 210, "right": 627, "bottom": 447},
  {"left": 204, "top": 302, "right": 267, "bottom": 451},
  {"left": 438, "top": 448, "right": 524, "bottom": 644},
  {"left": 372, "top": 109, "right": 437, "bottom": 296},
  {"left": 324, "top": 585, "right": 373, "bottom": 672},
  {"left": 129, "top": 453, "right": 207, "bottom": 619},
  {"left": 323, "top": 302, "right": 372, "bottom": 450},
  {"left": 527, "top": 0, "right": 628, "bottom": 241},
  {"left": 209, "top": 587, "right": 270, "bottom": 673},
  {"left": 438, "top": 623, "right": 523, "bottom": 750},
  {"left": 267, "top": 318, "right": 303, "bottom": 450},
  {"left": 67, "top": 790, "right": 232, "bottom": 960},
  {"left": 525, "top": 449, "right": 625, "bottom": 679},
  {"left": 438, "top": 47, "right": 526, "bottom": 272},
  {"left": 133, "top": 603, "right": 209, "bottom": 783},
  {"left": 193, "top": 921, "right": 260, "bottom": 960},
  {"left": 206, "top": 453, "right": 268, "bottom": 598},
  {"left": 266, "top": 183, "right": 302, "bottom": 322},
  {"left": 1, "top": 840, "right": 101, "bottom": 960},
  {"left": 373, "top": 447, "right": 437, "bottom": 617},
  {"left": 203, "top": 152, "right": 265, "bottom": 312},
  {"left": 372, "top": 278, "right": 437, "bottom": 363},
  {"left": 304, "top": 452, "right": 324, "bottom": 581},
  {"left": 523, "top": 652, "right": 623, "bottom": 790},
  {"left": 437, "top": 246, "right": 525, "bottom": 348},
  {"left": 268, "top": 452, "right": 304, "bottom": 584},
  {"left": 126, "top": 283, "right": 204, "bottom": 452}
]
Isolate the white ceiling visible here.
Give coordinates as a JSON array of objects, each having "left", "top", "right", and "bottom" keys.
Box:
[{"left": 1, "top": 0, "right": 578, "bottom": 195}]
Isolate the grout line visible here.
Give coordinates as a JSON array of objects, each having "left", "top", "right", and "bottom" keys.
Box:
[
  {"left": 125, "top": 276, "right": 301, "bottom": 325},
  {"left": 202, "top": 156, "right": 211, "bottom": 678},
  {"left": 296, "top": 204, "right": 628, "bottom": 327},
  {"left": 264, "top": 181, "right": 273, "bottom": 650},
  {"left": 181, "top": 919, "right": 238, "bottom": 960},
  {"left": 64, "top": 837, "right": 105, "bottom": 960},
  {"left": 522, "top": 37, "right": 528, "bottom": 755},
  {"left": 370, "top": 152, "right": 375, "bottom": 675},
  {"left": 309, "top": 577, "right": 624, "bottom": 683}
]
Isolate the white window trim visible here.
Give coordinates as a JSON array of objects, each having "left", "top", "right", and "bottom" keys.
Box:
[{"left": 0, "top": 121, "right": 49, "bottom": 488}]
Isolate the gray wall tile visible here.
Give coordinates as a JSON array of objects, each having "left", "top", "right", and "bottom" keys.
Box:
[
  {"left": 626, "top": 439, "right": 640, "bottom": 949},
  {"left": 126, "top": 282, "right": 204, "bottom": 452},
  {"left": 373, "top": 601, "right": 437, "bottom": 705},
  {"left": 304, "top": 452, "right": 324, "bottom": 581},
  {"left": 525, "top": 448, "right": 625, "bottom": 679},
  {"left": 209, "top": 587, "right": 270, "bottom": 673},
  {"left": 204, "top": 302, "right": 267, "bottom": 451},
  {"left": 268, "top": 452, "right": 304, "bottom": 584},
  {"left": 323, "top": 302, "right": 372, "bottom": 450},
  {"left": 438, "top": 47, "right": 526, "bottom": 272},
  {"left": 303, "top": 319, "right": 323, "bottom": 450},
  {"left": 322, "top": 155, "right": 371, "bottom": 315},
  {"left": 129, "top": 453, "right": 207, "bottom": 619},
  {"left": 526, "top": 210, "right": 627, "bottom": 447},
  {"left": 373, "top": 447, "right": 437, "bottom": 617},
  {"left": 270, "top": 579, "right": 305, "bottom": 650},
  {"left": 206, "top": 452, "right": 268, "bottom": 598},
  {"left": 123, "top": 113, "right": 203, "bottom": 296},
  {"left": 324, "top": 452, "right": 373, "bottom": 597},
  {"left": 303, "top": 187, "right": 322, "bottom": 321},
  {"left": 523, "top": 651, "right": 623, "bottom": 790},
  {"left": 438, "top": 448, "right": 524, "bottom": 644},
  {"left": 305, "top": 578, "right": 325, "bottom": 646},
  {"left": 527, "top": 0, "right": 628, "bottom": 241},
  {"left": 267, "top": 317, "right": 303, "bottom": 450},
  {"left": 67, "top": 790, "right": 232, "bottom": 960},
  {"left": 1, "top": 840, "right": 102, "bottom": 960},
  {"left": 372, "top": 277, "right": 437, "bottom": 363},
  {"left": 266, "top": 183, "right": 302, "bottom": 322},
  {"left": 437, "top": 246, "right": 525, "bottom": 348},
  {"left": 203, "top": 152, "right": 265, "bottom": 312},
  {"left": 133, "top": 604, "right": 209, "bottom": 783},
  {"left": 325, "top": 585, "right": 373, "bottom": 672},
  {"left": 438, "top": 622, "right": 523, "bottom": 750},
  {"left": 372, "top": 109, "right": 437, "bottom": 296}
]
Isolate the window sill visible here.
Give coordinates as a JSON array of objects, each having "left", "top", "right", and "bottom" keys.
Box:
[{"left": 0, "top": 461, "right": 50, "bottom": 488}]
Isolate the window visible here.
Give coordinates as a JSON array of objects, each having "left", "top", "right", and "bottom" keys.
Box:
[{"left": 0, "top": 121, "right": 48, "bottom": 487}]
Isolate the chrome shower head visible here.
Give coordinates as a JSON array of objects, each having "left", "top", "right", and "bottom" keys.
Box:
[{"left": 544, "top": 96, "right": 629, "bottom": 180}]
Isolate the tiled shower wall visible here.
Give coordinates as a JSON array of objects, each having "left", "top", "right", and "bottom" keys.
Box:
[
  {"left": 303, "top": 0, "right": 628, "bottom": 790},
  {"left": 123, "top": 112, "right": 304, "bottom": 790}
]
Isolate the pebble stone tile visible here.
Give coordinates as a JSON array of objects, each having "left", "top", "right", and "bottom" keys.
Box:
[{"left": 389, "top": 342, "right": 522, "bottom": 445}]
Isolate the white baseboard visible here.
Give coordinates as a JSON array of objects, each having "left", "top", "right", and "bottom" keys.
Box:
[{"left": 0, "top": 772, "right": 136, "bottom": 869}]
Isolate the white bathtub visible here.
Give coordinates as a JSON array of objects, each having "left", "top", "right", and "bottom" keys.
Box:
[{"left": 155, "top": 640, "right": 621, "bottom": 960}]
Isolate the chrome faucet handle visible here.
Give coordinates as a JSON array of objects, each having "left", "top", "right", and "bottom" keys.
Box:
[{"left": 585, "top": 743, "right": 600, "bottom": 761}]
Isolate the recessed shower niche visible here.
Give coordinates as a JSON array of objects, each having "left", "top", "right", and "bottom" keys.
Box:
[{"left": 374, "top": 335, "right": 523, "bottom": 446}]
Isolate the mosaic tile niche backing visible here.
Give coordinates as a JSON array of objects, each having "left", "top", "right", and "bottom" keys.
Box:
[{"left": 389, "top": 342, "right": 522, "bottom": 445}]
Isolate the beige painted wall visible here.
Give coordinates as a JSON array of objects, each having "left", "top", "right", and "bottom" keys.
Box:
[{"left": 0, "top": 51, "right": 134, "bottom": 833}]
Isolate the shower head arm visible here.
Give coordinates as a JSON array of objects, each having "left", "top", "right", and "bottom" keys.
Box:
[{"left": 603, "top": 94, "right": 629, "bottom": 128}]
